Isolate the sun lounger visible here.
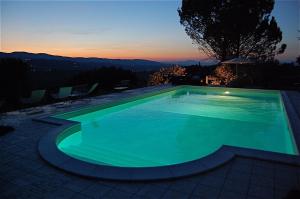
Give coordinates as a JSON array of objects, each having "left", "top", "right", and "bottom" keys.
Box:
[
  {"left": 114, "top": 80, "right": 130, "bottom": 91},
  {"left": 21, "top": 89, "right": 46, "bottom": 104},
  {"left": 51, "top": 87, "right": 72, "bottom": 99},
  {"left": 71, "top": 83, "right": 99, "bottom": 97}
]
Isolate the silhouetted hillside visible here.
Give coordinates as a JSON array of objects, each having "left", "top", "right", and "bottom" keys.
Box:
[
  {"left": 0, "top": 52, "right": 166, "bottom": 72},
  {"left": 164, "top": 59, "right": 219, "bottom": 66}
]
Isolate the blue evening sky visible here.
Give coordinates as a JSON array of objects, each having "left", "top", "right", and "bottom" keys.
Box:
[{"left": 1, "top": 0, "right": 299, "bottom": 62}]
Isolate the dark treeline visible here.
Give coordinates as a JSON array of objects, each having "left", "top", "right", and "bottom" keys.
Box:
[
  {"left": 70, "top": 67, "right": 138, "bottom": 90},
  {"left": 184, "top": 64, "right": 217, "bottom": 84},
  {"left": 179, "top": 62, "right": 300, "bottom": 90},
  {"left": 222, "top": 62, "right": 300, "bottom": 90},
  {"left": 0, "top": 58, "right": 141, "bottom": 111},
  {"left": 252, "top": 62, "right": 300, "bottom": 89},
  {"left": 0, "top": 58, "right": 29, "bottom": 104},
  {"left": 1, "top": 57, "right": 300, "bottom": 113}
]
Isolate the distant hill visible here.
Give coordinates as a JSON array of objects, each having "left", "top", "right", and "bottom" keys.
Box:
[
  {"left": 164, "top": 59, "right": 219, "bottom": 66},
  {"left": 164, "top": 60, "right": 201, "bottom": 66},
  {"left": 0, "top": 51, "right": 166, "bottom": 72}
]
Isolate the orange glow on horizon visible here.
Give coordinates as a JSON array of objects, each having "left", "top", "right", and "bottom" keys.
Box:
[
  {"left": 1, "top": 46, "right": 208, "bottom": 62},
  {"left": 1, "top": 33, "right": 209, "bottom": 61}
]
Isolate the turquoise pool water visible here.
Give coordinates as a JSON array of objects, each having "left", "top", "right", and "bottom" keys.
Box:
[{"left": 57, "top": 86, "right": 297, "bottom": 167}]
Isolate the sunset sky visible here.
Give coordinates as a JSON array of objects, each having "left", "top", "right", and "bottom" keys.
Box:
[{"left": 1, "top": 0, "right": 299, "bottom": 62}]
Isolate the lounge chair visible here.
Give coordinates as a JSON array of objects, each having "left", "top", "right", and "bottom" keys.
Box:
[
  {"left": 51, "top": 86, "right": 72, "bottom": 99},
  {"left": 71, "top": 83, "right": 99, "bottom": 97},
  {"left": 19, "top": 89, "right": 46, "bottom": 114},
  {"left": 21, "top": 89, "right": 46, "bottom": 104},
  {"left": 87, "top": 83, "right": 99, "bottom": 94},
  {"left": 114, "top": 80, "right": 130, "bottom": 91},
  {"left": 70, "top": 84, "right": 86, "bottom": 97}
]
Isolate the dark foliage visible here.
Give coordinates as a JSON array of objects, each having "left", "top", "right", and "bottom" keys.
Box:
[
  {"left": 228, "top": 62, "right": 300, "bottom": 89},
  {"left": 0, "top": 58, "right": 29, "bottom": 103},
  {"left": 184, "top": 64, "right": 217, "bottom": 85},
  {"left": 185, "top": 64, "right": 216, "bottom": 78},
  {"left": 168, "top": 64, "right": 217, "bottom": 85},
  {"left": 135, "top": 71, "right": 154, "bottom": 87},
  {"left": 284, "top": 189, "right": 300, "bottom": 199},
  {"left": 179, "top": 0, "right": 285, "bottom": 62},
  {"left": 297, "top": 56, "right": 300, "bottom": 65},
  {"left": 70, "top": 67, "right": 137, "bottom": 90}
]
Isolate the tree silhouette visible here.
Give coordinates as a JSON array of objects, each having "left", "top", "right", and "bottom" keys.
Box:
[{"left": 178, "top": 0, "right": 285, "bottom": 62}]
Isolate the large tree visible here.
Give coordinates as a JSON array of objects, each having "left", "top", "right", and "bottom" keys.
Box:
[{"left": 178, "top": 0, "right": 286, "bottom": 62}]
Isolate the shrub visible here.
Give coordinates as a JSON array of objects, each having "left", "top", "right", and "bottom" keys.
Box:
[
  {"left": 214, "top": 65, "right": 237, "bottom": 85},
  {"left": 148, "top": 65, "right": 186, "bottom": 86}
]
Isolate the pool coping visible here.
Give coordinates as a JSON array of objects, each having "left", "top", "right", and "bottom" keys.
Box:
[{"left": 35, "top": 86, "right": 300, "bottom": 181}]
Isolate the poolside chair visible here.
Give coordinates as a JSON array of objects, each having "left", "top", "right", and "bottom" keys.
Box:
[
  {"left": 114, "top": 80, "right": 130, "bottom": 91},
  {"left": 19, "top": 89, "right": 46, "bottom": 114},
  {"left": 87, "top": 83, "right": 99, "bottom": 94},
  {"left": 70, "top": 84, "right": 87, "bottom": 97},
  {"left": 71, "top": 83, "right": 99, "bottom": 97},
  {"left": 51, "top": 86, "right": 73, "bottom": 99},
  {"left": 21, "top": 89, "right": 46, "bottom": 104}
]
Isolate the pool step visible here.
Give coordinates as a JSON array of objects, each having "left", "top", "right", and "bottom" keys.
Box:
[
  {"left": 62, "top": 144, "right": 163, "bottom": 167},
  {"left": 65, "top": 145, "right": 162, "bottom": 167},
  {"left": 63, "top": 145, "right": 135, "bottom": 166}
]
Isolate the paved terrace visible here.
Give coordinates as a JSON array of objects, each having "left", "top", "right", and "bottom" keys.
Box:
[{"left": 1, "top": 86, "right": 300, "bottom": 199}]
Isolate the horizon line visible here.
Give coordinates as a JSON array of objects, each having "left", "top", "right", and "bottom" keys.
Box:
[
  {"left": 0, "top": 50, "right": 296, "bottom": 64},
  {"left": 0, "top": 50, "right": 213, "bottom": 63}
]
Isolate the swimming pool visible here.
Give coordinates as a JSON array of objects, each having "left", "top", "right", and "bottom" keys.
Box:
[{"left": 54, "top": 86, "right": 297, "bottom": 169}]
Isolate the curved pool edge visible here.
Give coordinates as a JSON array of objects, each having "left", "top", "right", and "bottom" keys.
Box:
[
  {"left": 35, "top": 115, "right": 300, "bottom": 181},
  {"left": 36, "top": 116, "right": 236, "bottom": 180}
]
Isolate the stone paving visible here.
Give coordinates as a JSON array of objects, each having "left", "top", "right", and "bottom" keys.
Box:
[{"left": 1, "top": 86, "right": 300, "bottom": 199}]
